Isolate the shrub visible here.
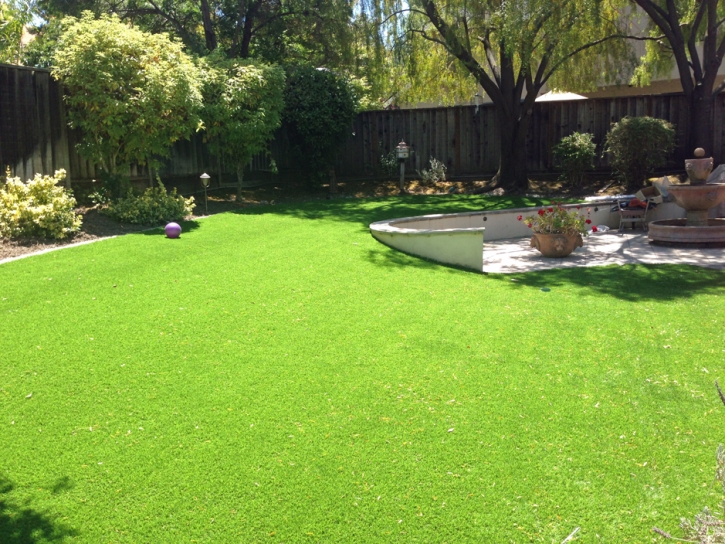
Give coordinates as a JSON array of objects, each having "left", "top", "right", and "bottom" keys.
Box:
[
  {"left": 604, "top": 116, "right": 676, "bottom": 190},
  {"left": 0, "top": 169, "right": 82, "bottom": 240},
  {"left": 552, "top": 132, "right": 597, "bottom": 186},
  {"left": 379, "top": 150, "right": 399, "bottom": 178},
  {"left": 200, "top": 55, "right": 285, "bottom": 199},
  {"left": 282, "top": 65, "right": 358, "bottom": 184},
  {"left": 105, "top": 183, "right": 195, "bottom": 225},
  {"left": 52, "top": 12, "right": 203, "bottom": 177},
  {"left": 418, "top": 158, "right": 447, "bottom": 185}
]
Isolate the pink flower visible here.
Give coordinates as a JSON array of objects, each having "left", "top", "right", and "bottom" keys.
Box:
[
  {"left": 585, "top": 219, "right": 592, "bottom": 224},
  {"left": 538, "top": 209, "right": 545, "bottom": 216},
  {"left": 548, "top": 207, "right": 554, "bottom": 213},
  {"left": 592, "top": 225, "right": 598, "bottom": 232},
  {"left": 527, "top": 224, "right": 532, "bottom": 228},
  {"left": 517, "top": 215, "right": 523, "bottom": 221},
  {"left": 576, "top": 206, "right": 581, "bottom": 210}
]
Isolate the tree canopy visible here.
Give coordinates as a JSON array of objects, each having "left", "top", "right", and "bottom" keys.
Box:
[
  {"left": 51, "top": 13, "right": 203, "bottom": 177},
  {"left": 200, "top": 55, "right": 285, "bottom": 198},
  {"left": 0, "top": 0, "right": 32, "bottom": 64},
  {"left": 627, "top": 0, "right": 725, "bottom": 155},
  {"left": 360, "top": 0, "right": 635, "bottom": 189},
  {"left": 282, "top": 65, "right": 358, "bottom": 184}
]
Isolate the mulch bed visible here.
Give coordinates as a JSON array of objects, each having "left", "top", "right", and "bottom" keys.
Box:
[{"left": 0, "top": 176, "right": 629, "bottom": 263}]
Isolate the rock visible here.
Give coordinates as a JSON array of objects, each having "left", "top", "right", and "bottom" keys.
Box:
[
  {"left": 447, "top": 186, "right": 458, "bottom": 194},
  {"left": 707, "top": 164, "right": 725, "bottom": 184},
  {"left": 490, "top": 187, "right": 505, "bottom": 196}
]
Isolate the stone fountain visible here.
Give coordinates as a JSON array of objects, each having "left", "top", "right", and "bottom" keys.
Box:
[{"left": 648, "top": 148, "right": 725, "bottom": 246}]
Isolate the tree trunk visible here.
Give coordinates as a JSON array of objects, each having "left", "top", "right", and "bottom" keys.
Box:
[
  {"left": 688, "top": 86, "right": 715, "bottom": 156},
  {"left": 236, "top": 165, "right": 244, "bottom": 200},
  {"left": 239, "top": 3, "right": 258, "bottom": 59},
  {"left": 200, "top": 0, "right": 217, "bottom": 52},
  {"left": 491, "top": 109, "right": 530, "bottom": 191}
]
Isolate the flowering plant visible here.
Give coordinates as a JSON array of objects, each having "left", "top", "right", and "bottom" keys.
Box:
[{"left": 518, "top": 204, "right": 594, "bottom": 235}]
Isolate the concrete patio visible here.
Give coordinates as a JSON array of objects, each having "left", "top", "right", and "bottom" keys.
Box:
[{"left": 483, "top": 231, "right": 725, "bottom": 274}]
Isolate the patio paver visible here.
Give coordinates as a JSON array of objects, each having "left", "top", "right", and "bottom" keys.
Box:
[{"left": 484, "top": 231, "right": 725, "bottom": 274}]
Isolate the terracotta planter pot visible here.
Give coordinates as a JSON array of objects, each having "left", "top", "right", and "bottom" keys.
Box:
[{"left": 530, "top": 232, "right": 583, "bottom": 258}]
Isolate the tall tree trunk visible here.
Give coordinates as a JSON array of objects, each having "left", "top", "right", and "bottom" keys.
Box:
[
  {"left": 200, "top": 0, "right": 217, "bottom": 52},
  {"left": 236, "top": 165, "right": 244, "bottom": 200},
  {"left": 688, "top": 86, "right": 715, "bottom": 156},
  {"left": 239, "top": 2, "right": 259, "bottom": 58},
  {"left": 486, "top": 91, "right": 535, "bottom": 191},
  {"left": 491, "top": 101, "right": 532, "bottom": 192}
]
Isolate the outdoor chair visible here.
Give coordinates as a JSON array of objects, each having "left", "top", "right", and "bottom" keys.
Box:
[{"left": 616, "top": 199, "right": 651, "bottom": 232}]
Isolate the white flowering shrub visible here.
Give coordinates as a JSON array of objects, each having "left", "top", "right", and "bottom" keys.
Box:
[
  {"left": 417, "top": 158, "right": 447, "bottom": 185},
  {"left": 0, "top": 169, "right": 82, "bottom": 239},
  {"left": 105, "top": 183, "right": 195, "bottom": 225}
]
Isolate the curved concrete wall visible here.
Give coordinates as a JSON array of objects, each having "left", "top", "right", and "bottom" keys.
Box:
[{"left": 369, "top": 200, "right": 685, "bottom": 272}]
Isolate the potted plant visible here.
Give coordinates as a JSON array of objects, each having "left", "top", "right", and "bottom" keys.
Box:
[{"left": 518, "top": 204, "right": 594, "bottom": 257}]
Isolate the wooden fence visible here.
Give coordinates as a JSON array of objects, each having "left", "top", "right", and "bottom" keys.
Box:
[
  {"left": 1, "top": 62, "right": 724, "bottom": 187},
  {"left": 339, "top": 92, "right": 725, "bottom": 178}
]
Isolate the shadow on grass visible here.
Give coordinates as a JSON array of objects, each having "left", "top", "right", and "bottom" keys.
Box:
[
  {"left": 236, "top": 194, "right": 551, "bottom": 230},
  {"left": 0, "top": 476, "right": 78, "bottom": 543},
  {"left": 138, "top": 220, "right": 202, "bottom": 236},
  {"left": 492, "top": 263, "right": 725, "bottom": 302},
  {"left": 364, "top": 247, "right": 467, "bottom": 275}
]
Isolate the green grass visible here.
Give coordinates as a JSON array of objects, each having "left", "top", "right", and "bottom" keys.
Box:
[{"left": 1, "top": 194, "right": 725, "bottom": 543}]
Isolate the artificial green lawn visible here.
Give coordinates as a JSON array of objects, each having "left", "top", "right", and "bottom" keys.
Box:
[{"left": 2, "top": 194, "right": 725, "bottom": 543}]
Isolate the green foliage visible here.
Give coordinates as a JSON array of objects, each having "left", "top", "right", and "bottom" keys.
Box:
[
  {"left": 628, "top": 0, "right": 725, "bottom": 90},
  {"left": 379, "top": 150, "right": 399, "bottom": 178},
  {"left": 521, "top": 204, "right": 590, "bottom": 236},
  {"left": 104, "top": 182, "right": 195, "bottom": 225},
  {"left": 0, "top": 0, "right": 32, "bottom": 63},
  {"left": 0, "top": 169, "right": 81, "bottom": 239},
  {"left": 360, "top": 0, "right": 634, "bottom": 107},
  {"left": 200, "top": 54, "right": 285, "bottom": 191},
  {"left": 604, "top": 116, "right": 676, "bottom": 189},
  {"left": 20, "top": 17, "right": 68, "bottom": 68},
  {"left": 417, "top": 158, "right": 447, "bottom": 185},
  {"left": 282, "top": 65, "right": 358, "bottom": 184},
  {"left": 51, "top": 12, "right": 203, "bottom": 175},
  {"left": 553, "top": 132, "right": 597, "bottom": 186}
]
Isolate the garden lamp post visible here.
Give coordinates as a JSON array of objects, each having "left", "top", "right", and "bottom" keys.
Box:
[
  {"left": 200, "top": 172, "right": 211, "bottom": 215},
  {"left": 396, "top": 141, "right": 410, "bottom": 194}
]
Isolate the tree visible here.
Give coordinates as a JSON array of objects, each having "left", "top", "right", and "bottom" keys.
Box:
[
  {"left": 281, "top": 65, "right": 358, "bottom": 185},
  {"left": 35, "top": 0, "right": 209, "bottom": 54},
  {"left": 0, "top": 0, "right": 32, "bottom": 64},
  {"left": 34, "top": 0, "right": 356, "bottom": 64},
  {"left": 367, "top": 0, "right": 635, "bottom": 191},
  {"left": 51, "top": 12, "right": 203, "bottom": 183},
  {"left": 628, "top": 0, "right": 725, "bottom": 157},
  {"left": 200, "top": 55, "right": 285, "bottom": 199}
]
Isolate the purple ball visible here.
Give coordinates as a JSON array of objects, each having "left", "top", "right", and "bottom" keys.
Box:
[{"left": 165, "top": 222, "right": 182, "bottom": 239}]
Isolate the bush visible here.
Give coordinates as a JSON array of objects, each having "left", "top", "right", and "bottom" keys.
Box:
[
  {"left": 0, "top": 169, "right": 82, "bottom": 240},
  {"left": 105, "top": 183, "right": 195, "bottom": 225},
  {"left": 282, "top": 65, "right": 358, "bottom": 184},
  {"left": 200, "top": 55, "right": 285, "bottom": 198},
  {"left": 604, "top": 116, "right": 676, "bottom": 189},
  {"left": 418, "top": 158, "right": 447, "bottom": 185},
  {"left": 379, "top": 150, "right": 398, "bottom": 178},
  {"left": 52, "top": 13, "right": 203, "bottom": 176},
  {"left": 553, "top": 132, "right": 596, "bottom": 186}
]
